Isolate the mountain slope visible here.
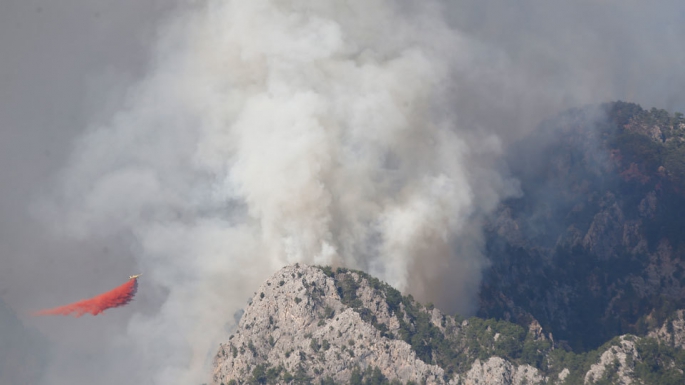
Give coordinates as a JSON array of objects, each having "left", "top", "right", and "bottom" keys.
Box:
[
  {"left": 481, "top": 102, "right": 685, "bottom": 351},
  {"left": 212, "top": 264, "right": 684, "bottom": 385}
]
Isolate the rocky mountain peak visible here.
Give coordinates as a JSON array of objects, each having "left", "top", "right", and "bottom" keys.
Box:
[
  {"left": 211, "top": 263, "right": 684, "bottom": 385},
  {"left": 212, "top": 264, "right": 454, "bottom": 384}
]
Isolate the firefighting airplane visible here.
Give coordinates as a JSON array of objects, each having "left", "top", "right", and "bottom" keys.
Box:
[{"left": 129, "top": 274, "right": 142, "bottom": 279}]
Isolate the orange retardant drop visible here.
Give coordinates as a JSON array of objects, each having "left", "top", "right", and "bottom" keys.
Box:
[{"left": 33, "top": 278, "right": 138, "bottom": 317}]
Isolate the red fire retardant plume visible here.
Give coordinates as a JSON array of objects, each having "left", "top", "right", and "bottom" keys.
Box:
[{"left": 33, "top": 277, "right": 139, "bottom": 317}]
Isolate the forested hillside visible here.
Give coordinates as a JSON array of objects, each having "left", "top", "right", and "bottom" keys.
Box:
[{"left": 481, "top": 101, "right": 685, "bottom": 351}]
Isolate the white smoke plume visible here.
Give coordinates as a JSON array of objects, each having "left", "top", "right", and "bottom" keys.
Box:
[{"left": 41, "top": 0, "right": 517, "bottom": 383}]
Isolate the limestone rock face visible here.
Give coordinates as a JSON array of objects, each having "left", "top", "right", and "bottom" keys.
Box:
[
  {"left": 461, "top": 357, "right": 543, "bottom": 385},
  {"left": 212, "top": 264, "right": 450, "bottom": 384},
  {"left": 584, "top": 336, "right": 638, "bottom": 385}
]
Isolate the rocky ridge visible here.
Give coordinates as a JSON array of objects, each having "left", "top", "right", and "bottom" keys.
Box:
[
  {"left": 213, "top": 264, "right": 454, "bottom": 384},
  {"left": 212, "top": 264, "right": 685, "bottom": 384}
]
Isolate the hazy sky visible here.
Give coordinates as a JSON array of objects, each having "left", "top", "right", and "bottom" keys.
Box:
[
  {"left": 0, "top": 1, "right": 175, "bottom": 383},
  {"left": 1, "top": 1, "right": 684, "bottom": 384}
]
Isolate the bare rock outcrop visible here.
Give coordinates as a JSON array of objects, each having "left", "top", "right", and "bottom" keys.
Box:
[
  {"left": 212, "top": 264, "right": 449, "bottom": 384},
  {"left": 584, "top": 336, "right": 638, "bottom": 385},
  {"left": 461, "top": 357, "right": 543, "bottom": 385}
]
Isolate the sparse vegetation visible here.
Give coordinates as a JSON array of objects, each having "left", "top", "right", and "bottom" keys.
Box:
[
  {"left": 247, "top": 363, "right": 279, "bottom": 384},
  {"left": 323, "top": 306, "right": 335, "bottom": 319},
  {"left": 349, "top": 366, "right": 391, "bottom": 385},
  {"left": 248, "top": 340, "right": 257, "bottom": 356},
  {"left": 310, "top": 338, "right": 320, "bottom": 352}
]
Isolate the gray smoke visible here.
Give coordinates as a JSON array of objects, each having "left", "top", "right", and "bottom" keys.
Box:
[
  {"left": 1, "top": 1, "right": 684, "bottom": 384},
  {"left": 38, "top": 1, "right": 519, "bottom": 382}
]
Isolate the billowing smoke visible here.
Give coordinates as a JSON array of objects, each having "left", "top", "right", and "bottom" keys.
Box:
[
  {"left": 2, "top": 0, "right": 685, "bottom": 384},
  {"left": 39, "top": 1, "right": 516, "bottom": 382}
]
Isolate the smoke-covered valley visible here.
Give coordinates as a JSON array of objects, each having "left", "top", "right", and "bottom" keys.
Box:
[{"left": 1, "top": 1, "right": 685, "bottom": 384}]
